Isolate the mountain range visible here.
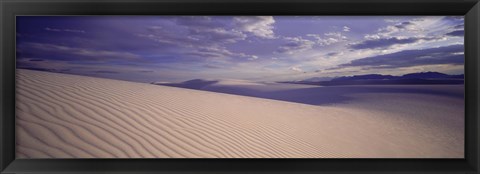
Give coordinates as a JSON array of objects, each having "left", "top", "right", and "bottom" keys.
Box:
[{"left": 285, "top": 72, "right": 464, "bottom": 86}]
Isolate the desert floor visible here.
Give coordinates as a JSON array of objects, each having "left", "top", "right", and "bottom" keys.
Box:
[{"left": 16, "top": 69, "right": 464, "bottom": 158}]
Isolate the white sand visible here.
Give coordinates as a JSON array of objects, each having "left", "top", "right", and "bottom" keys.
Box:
[{"left": 16, "top": 69, "right": 464, "bottom": 158}]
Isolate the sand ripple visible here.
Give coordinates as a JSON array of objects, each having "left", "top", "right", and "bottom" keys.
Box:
[{"left": 16, "top": 69, "right": 464, "bottom": 158}]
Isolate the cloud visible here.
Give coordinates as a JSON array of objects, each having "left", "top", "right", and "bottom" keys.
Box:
[
  {"left": 326, "top": 52, "right": 339, "bottom": 57},
  {"left": 307, "top": 32, "right": 347, "bottom": 46},
  {"left": 19, "top": 67, "right": 71, "bottom": 73},
  {"left": 366, "top": 20, "right": 422, "bottom": 40},
  {"left": 175, "top": 16, "right": 217, "bottom": 27},
  {"left": 16, "top": 58, "right": 74, "bottom": 73},
  {"left": 17, "top": 16, "right": 465, "bottom": 82},
  {"left": 44, "top": 27, "right": 61, "bottom": 32},
  {"left": 446, "top": 30, "right": 464, "bottom": 37},
  {"left": 350, "top": 37, "right": 421, "bottom": 50},
  {"left": 338, "top": 44, "right": 464, "bottom": 69},
  {"left": 172, "top": 17, "right": 247, "bottom": 44},
  {"left": 28, "top": 59, "right": 44, "bottom": 62},
  {"left": 323, "top": 52, "right": 345, "bottom": 59},
  {"left": 203, "top": 64, "right": 221, "bottom": 69},
  {"left": 233, "top": 16, "right": 276, "bottom": 38},
  {"left": 276, "top": 37, "right": 315, "bottom": 54},
  {"left": 443, "top": 16, "right": 464, "bottom": 21},
  {"left": 45, "top": 27, "right": 85, "bottom": 33},
  {"left": 384, "top": 19, "right": 401, "bottom": 23},
  {"left": 383, "top": 21, "right": 420, "bottom": 33},
  {"left": 393, "top": 21, "right": 415, "bottom": 29},
  {"left": 188, "top": 46, "right": 258, "bottom": 60},
  {"left": 145, "top": 19, "right": 246, "bottom": 47},
  {"left": 18, "top": 42, "right": 141, "bottom": 61},
  {"left": 174, "top": 16, "right": 275, "bottom": 40},
  {"left": 191, "top": 28, "right": 246, "bottom": 43},
  {"left": 350, "top": 34, "right": 449, "bottom": 50},
  {"left": 453, "top": 24, "right": 464, "bottom": 29},
  {"left": 138, "top": 70, "right": 155, "bottom": 73},
  {"left": 363, "top": 34, "right": 381, "bottom": 40},
  {"left": 353, "top": 17, "right": 463, "bottom": 55},
  {"left": 94, "top": 70, "right": 119, "bottom": 74},
  {"left": 139, "top": 17, "right": 260, "bottom": 61},
  {"left": 324, "top": 32, "right": 346, "bottom": 38},
  {"left": 289, "top": 66, "right": 303, "bottom": 72}
]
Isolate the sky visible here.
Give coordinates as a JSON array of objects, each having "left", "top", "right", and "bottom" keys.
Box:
[{"left": 16, "top": 16, "right": 464, "bottom": 83}]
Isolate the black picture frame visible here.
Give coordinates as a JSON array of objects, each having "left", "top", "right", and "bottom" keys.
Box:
[{"left": 1, "top": 0, "right": 479, "bottom": 173}]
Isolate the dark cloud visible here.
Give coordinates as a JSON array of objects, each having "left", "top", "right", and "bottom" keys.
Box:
[
  {"left": 172, "top": 17, "right": 247, "bottom": 44},
  {"left": 175, "top": 18, "right": 249, "bottom": 44},
  {"left": 45, "top": 27, "right": 86, "bottom": 33},
  {"left": 443, "top": 16, "right": 464, "bottom": 21},
  {"left": 350, "top": 37, "right": 420, "bottom": 50},
  {"left": 446, "top": 30, "right": 464, "bottom": 37},
  {"left": 28, "top": 59, "right": 44, "bottom": 62},
  {"left": 93, "top": 70, "right": 119, "bottom": 74},
  {"left": 18, "top": 66, "right": 71, "bottom": 73},
  {"left": 454, "top": 24, "right": 464, "bottom": 29},
  {"left": 339, "top": 44, "right": 464, "bottom": 69},
  {"left": 377, "top": 21, "right": 418, "bottom": 34},
  {"left": 394, "top": 21, "right": 414, "bottom": 29},
  {"left": 174, "top": 16, "right": 220, "bottom": 28},
  {"left": 19, "top": 16, "right": 256, "bottom": 65},
  {"left": 17, "top": 42, "right": 141, "bottom": 62},
  {"left": 326, "top": 52, "right": 339, "bottom": 56},
  {"left": 137, "top": 70, "right": 155, "bottom": 73},
  {"left": 140, "top": 17, "right": 257, "bottom": 60},
  {"left": 203, "top": 64, "right": 221, "bottom": 69},
  {"left": 276, "top": 37, "right": 315, "bottom": 54}
]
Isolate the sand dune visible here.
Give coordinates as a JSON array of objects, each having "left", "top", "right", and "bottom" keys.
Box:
[{"left": 16, "top": 69, "right": 464, "bottom": 158}]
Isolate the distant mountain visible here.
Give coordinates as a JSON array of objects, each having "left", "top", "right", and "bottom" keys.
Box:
[
  {"left": 287, "top": 72, "right": 464, "bottom": 86},
  {"left": 450, "top": 74, "right": 465, "bottom": 79},
  {"left": 331, "top": 74, "right": 397, "bottom": 81},
  {"left": 401, "top": 72, "right": 459, "bottom": 79},
  {"left": 302, "top": 76, "right": 334, "bottom": 82},
  {"left": 329, "top": 72, "right": 463, "bottom": 81}
]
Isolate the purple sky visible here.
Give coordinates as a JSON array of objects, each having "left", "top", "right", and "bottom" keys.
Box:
[{"left": 16, "top": 16, "right": 464, "bottom": 83}]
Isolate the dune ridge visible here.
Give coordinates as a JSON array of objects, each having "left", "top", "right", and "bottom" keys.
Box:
[{"left": 16, "top": 69, "right": 464, "bottom": 158}]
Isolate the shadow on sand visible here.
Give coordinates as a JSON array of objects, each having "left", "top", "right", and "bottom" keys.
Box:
[{"left": 159, "top": 82, "right": 464, "bottom": 106}]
